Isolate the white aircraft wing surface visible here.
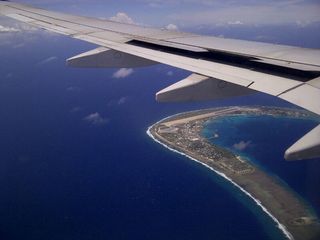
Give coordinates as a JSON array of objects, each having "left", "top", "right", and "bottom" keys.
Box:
[{"left": 1, "top": 1, "right": 320, "bottom": 160}]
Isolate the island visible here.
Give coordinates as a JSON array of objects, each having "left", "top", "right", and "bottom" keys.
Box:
[{"left": 147, "top": 106, "right": 320, "bottom": 240}]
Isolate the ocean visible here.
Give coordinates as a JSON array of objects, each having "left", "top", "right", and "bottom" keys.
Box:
[
  {"left": 202, "top": 113, "right": 320, "bottom": 215},
  {"left": 1, "top": 34, "right": 319, "bottom": 240}
]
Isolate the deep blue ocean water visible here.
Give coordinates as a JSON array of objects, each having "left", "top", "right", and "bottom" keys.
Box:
[
  {"left": 202, "top": 114, "right": 320, "bottom": 215},
  {"left": 0, "top": 32, "right": 319, "bottom": 240}
]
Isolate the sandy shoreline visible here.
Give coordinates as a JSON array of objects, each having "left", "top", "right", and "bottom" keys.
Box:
[
  {"left": 147, "top": 106, "right": 320, "bottom": 240},
  {"left": 146, "top": 126, "right": 293, "bottom": 240}
]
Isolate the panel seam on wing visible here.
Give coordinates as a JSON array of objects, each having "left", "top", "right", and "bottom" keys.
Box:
[{"left": 276, "top": 83, "right": 305, "bottom": 97}]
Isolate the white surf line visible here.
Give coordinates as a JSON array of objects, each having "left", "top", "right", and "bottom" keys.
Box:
[{"left": 147, "top": 121, "right": 294, "bottom": 240}]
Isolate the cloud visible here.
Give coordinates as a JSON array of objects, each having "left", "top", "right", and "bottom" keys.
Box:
[
  {"left": 227, "top": 20, "right": 243, "bottom": 25},
  {"left": 148, "top": 2, "right": 162, "bottom": 8},
  {"left": 70, "top": 107, "right": 82, "bottom": 113},
  {"left": 66, "top": 86, "right": 81, "bottom": 92},
  {"left": 5, "top": 73, "right": 13, "bottom": 79},
  {"left": 107, "top": 96, "right": 129, "bottom": 107},
  {"left": 165, "top": 23, "right": 178, "bottom": 31},
  {"left": 112, "top": 68, "right": 134, "bottom": 79},
  {"left": 142, "top": 0, "right": 222, "bottom": 8},
  {"left": 118, "top": 97, "right": 128, "bottom": 105},
  {"left": 0, "top": 19, "right": 48, "bottom": 45},
  {"left": 0, "top": 25, "right": 20, "bottom": 33},
  {"left": 169, "top": 2, "right": 320, "bottom": 27},
  {"left": 233, "top": 140, "right": 252, "bottom": 151},
  {"left": 83, "top": 112, "right": 108, "bottom": 125},
  {"left": 13, "top": 23, "right": 38, "bottom": 32},
  {"left": 37, "top": 56, "right": 58, "bottom": 66},
  {"left": 295, "top": 20, "right": 312, "bottom": 28},
  {"left": 13, "top": 43, "right": 25, "bottom": 48},
  {"left": 0, "top": 18, "right": 38, "bottom": 33},
  {"left": 167, "top": 70, "right": 174, "bottom": 76},
  {"left": 110, "top": 12, "right": 135, "bottom": 24}
]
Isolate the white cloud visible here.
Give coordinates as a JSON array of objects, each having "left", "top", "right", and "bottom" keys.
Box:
[
  {"left": 228, "top": 20, "right": 243, "bottom": 25},
  {"left": 165, "top": 23, "right": 178, "bottom": 31},
  {"left": 110, "top": 12, "right": 135, "bottom": 24},
  {"left": 0, "top": 25, "right": 20, "bottom": 33},
  {"left": 170, "top": 3, "right": 320, "bottom": 27},
  {"left": 0, "top": 19, "right": 49, "bottom": 46},
  {"left": 37, "top": 56, "right": 58, "bottom": 66},
  {"left": 143, "top": 0, "right": 222, "bottom": 8},
  {"left": 13, "top": 23, "right": 38, "bottom": 32},
  {"left": 233, "top": 140, "right": 252, "bottom": 151},
  {"left": 148, "top": 2, "right": 162, "bottom": 8},
  {"left": 295, "top": 20, "right": 311, "bottom": 28},
  {"left": 0, "top": 18, "right": 38, "bottom": 33},
  {"left": 13, "top": 43, "right": 25, "bottom": 48},
  {"left": 107, "top": 96, "right": 129, "bottom": 107},
  {"left": 5, "top": 73, "right": 13, "bottom": 79},
  {"left": 66, "top": 86, "right": 81, "bottom": 92},
  {"left": 70, "top": 107, "right": 81, "bottom": 113},
  {"left": 167, "top": 71, "right": 174, "bottom": 76},
  {"left": 112, "top": 68, "right": 134, "bottom": 79},
  {"left": 83, "top": 112, "right": 108, "bottom": 126},
  {"left": 118, "top": 97, "right": 128, "bottom": 105}
]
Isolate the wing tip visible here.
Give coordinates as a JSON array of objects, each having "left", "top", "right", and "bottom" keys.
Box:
[{"left": 284, "top": 124, "right": 320, "bottom": 161}]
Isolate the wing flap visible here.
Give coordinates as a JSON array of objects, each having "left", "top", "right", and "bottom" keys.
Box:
[
  {"left": 248, "top": 76, "right": 302, "bottom": 96},
  {"left": 164, "top": 36, "right": 320, "bottom": 67},
  {"left": 278, "top": 82, "right": 320, "bottom": 115},
  {"left": 130, "top": 39, "right": 208, "bottom": 53},
  {"left": 87, "top": 31, "right": 131, "bottom": 43},
  {"left": 32, "top": 20, "right": 78, "bottom": 35},
  {"left": 70, "top": 36, "right": 313, "bottom": 102},
  {"left": 285, "top": 124, "right": 320, "bottom": 160},
  {"left": 6, "top": 13, "right": 35, "bottom": 22},
  {"left": 67, "top": 47, "right": 157, "bottom": 68},
  {"left": 156, "top": 73, "right": 255, "bottom": 102},
  {"left": 307, "top": 77, "right": 320, "bottom": 89},
  {"left": 16, "top": 12, "right": 96, "bottom": 34},
  {"left": 252, "top": 58, "right": 320, "bottom": 72}
]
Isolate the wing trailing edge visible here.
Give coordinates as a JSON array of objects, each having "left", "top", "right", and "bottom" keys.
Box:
[
  {"left": 285, "top": 124, "right": 320, "bottom": 161},
  {"left": 67, "top": 47, "right": 157, "bottom": 68},
  {"left": 156, "top": 73, "right": 256, "bottom": 102}
]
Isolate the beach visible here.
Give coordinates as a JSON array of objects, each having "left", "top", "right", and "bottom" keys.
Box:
[{"left": 147, "top": 106, "right": 320, "bottom": 240}]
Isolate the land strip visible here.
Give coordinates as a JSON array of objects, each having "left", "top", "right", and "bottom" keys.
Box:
[{"left": 149, "top": 106, "right": 320, "bottom": 240}]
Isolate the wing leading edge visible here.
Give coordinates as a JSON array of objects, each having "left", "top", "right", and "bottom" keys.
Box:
[{"left": 1, "top": 1, "right": 320, "bottom": 160}]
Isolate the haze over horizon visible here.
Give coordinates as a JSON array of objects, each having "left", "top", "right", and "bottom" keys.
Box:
[{"left": 1, "top": 0, "right": 320, "bottom": 48}]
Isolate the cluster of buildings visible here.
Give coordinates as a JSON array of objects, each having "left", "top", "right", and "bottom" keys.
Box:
[
  {"left": 155, "top": 116, "right": 254, "bottom": 175},
  {"left": 154, "top": 106, "right": 311, "bottom": 176}
]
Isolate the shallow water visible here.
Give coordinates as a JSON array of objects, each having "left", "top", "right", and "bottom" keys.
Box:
[{"left": 202, "top": 114, "right": 320, "bottom": 215}]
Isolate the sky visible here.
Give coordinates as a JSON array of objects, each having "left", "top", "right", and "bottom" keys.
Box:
[
  {"left": 1, "top": 0, "right": 320, "bottom": 29},
  {"left": 1, "top": 0, "right": 320, "bottom": 50}
]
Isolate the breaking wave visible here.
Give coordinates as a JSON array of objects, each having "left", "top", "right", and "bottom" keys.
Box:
[{"left": 147, "top": 120, "right": 293, "bottom": 240}]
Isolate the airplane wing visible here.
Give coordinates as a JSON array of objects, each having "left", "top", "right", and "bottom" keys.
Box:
[{"left": 1, "top": 1, "right": 319, "bottom": 161}]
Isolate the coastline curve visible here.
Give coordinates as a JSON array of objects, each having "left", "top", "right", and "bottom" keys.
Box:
[{"left": 147, "top": 123, "right": 293, "bottom": 240}]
